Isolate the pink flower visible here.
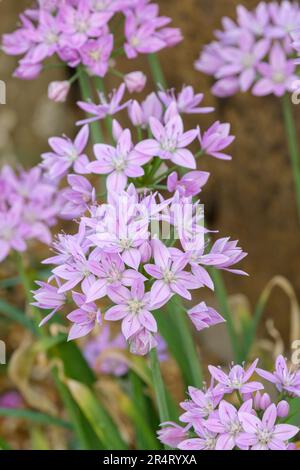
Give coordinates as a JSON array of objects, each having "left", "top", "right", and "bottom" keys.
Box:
[
  {"left": 205, "top": 399, "right": 253, "bottom": 450},
  {"left": 77, "top": 84, "right": 129, "bottom": 125},
  {"left": 253, "top": 42, "right": 297, "bottom": 97},
  {"left": 80, "top": 35, "right": 114, "bottom": 77},
  {"left": 187, "top": 301, "right": 225, "bottom": 331},
  {"left": 48, "top": 80, "right": 70, "bottom": 103},
  {"left": 180, "top": 385, "right": 223, "bottom": 424},
  {"left": 256, "top": 354, "right": 300, "bottom": 397},
  {"left": 215, "top": 31, "right": 270, "bottom": 92},
  {"left": 61, "top": 174, "right": 96, "bottom": 219},
  {"left": 84, "top": 324, "right": 128, "bottom": 376},
  {"left": 59, "top": 0, "right": 112, "bottom": 48},
  {"left": 277, "top": 400, "right": 290, "bottom": 418},
  {"left": 33, "top": 277, "right": 66, "bottom": 326},
  {"left": 105, "top": 281, "right": 158, "bottom": 342},
  {"left": 158, "top": 86, "right": 214, "bottom": 114},
  {"left": 42, "top": 125, "right": 90, "bottom": 180},
  {"left": 88, "top": 128, "right": 152, "bottom": 192},
  {"left": 128, "top": 92, "right": 163, "bottom": 127},
  {"left": 124, "top": 71, "right": 147, "bottom": 93},
  {"left": 85, "top": 252, "right": 145, "bottom": 302},
  {"left": 67, "top": 292, "right": 102, "bottom": 340},
  {"left": 0, "top": 205, "right": 27, "bottom": 262},
  {"left": 135, "top": 113, "right": 198, "bottom": 169},
  {"left": 178, "top": 423, "right": 218, "bottom": 450},
  {"left": 158, "top": 423, "right": 188, "bottom": 448},
  {"left": 208, "top": 359, "right": 263, "bottom": 395},
  {"left": 237, "top": 404, "right": 299, "bottom": 450},
  {"left": 0, "top": 391, "right": 24, "bottom": 409},
  {"left": 145, "top": 239, "right": 201, "bottom": 303},
  {"left": 124, "top": 13, "right": 167, "bottom": 59},
  {"left": 207, "top": 237, "right": 248, "bottom": 275},
  {"left": 129, "top": 327, "right": 158, "bottom": 356},
  {"left": 199, "top": 122, "right": 235, "bottom": 161},
  {"left": 167, "top": 171, "right": 210, "bottom": 197}
]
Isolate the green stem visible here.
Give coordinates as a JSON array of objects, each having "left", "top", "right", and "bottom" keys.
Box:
[
  {"left": 281, "top": 94, "right": 300, "bottom": 222},
  {"left": 93, "top": 76, "right": 113, "bottom": 142},
  {"left": 148, "top": 53, "right": 167, "bottom": 88},
  {"left": 172, "top": 298, "right": 203, "bottom": 388},
  {"left": 77, "top": 68, "right": 103, "bottom": 144},
  {"left": 149, "top": 348, "right": 170, "bottom": 425},
  {"left": 209, "top": 268, "right": 241, "bottom": 362}
]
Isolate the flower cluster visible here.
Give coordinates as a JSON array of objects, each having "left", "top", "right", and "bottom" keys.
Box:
[
  {"left": 0, "top": 165, "right": 65, "bottom": 262},
  {"left": 158, "top": 356, "right": 300, "bottom": 450},
  {"left": 83, "top": 323, "right": 168, "bottom": 376},
  {"left": 2, "top": 0, "right": 182, "bottom": 81},
  {"left": 33, "top": 81, "right": 246, "bottom": 355},
  {"left": 195, "top": 1, "right": 299, "bottom": 97}
]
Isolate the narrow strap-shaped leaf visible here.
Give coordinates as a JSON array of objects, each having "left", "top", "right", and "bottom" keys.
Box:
[
  {"left": 66, "top": 379, "right": 128, "bottom": 450},
  {"left": 0, "top": 406, "right": 71, "bottom": 429},
  {"left": 52, "top": 369, "right": 104, "bottom": 450},
  {"left": 0, "top": 299, "right": 39, "bottom": 335}
]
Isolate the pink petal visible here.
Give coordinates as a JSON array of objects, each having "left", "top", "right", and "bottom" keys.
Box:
[{"left": 171, "top": 149, "right": 196, "bottom": 169}]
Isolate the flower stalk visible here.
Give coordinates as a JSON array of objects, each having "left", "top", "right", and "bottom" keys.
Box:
[{"left": 281, "top": 94, "right": 300, "bottom": 223}]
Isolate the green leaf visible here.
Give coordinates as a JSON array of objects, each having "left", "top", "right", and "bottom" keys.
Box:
[
  {"left": 126, "top": 372, "right": 161, "bottom": 450},
  {"left": 0, "top": 406, "right": 72, "bottom": 429},
  {"left": 0, "top": 299, "right": 39, "bottom": 335},
  {"left": 286, "top": 398, "right": 300, "bottom": 425},
  {"left": 51, "top": 341, "right": 95, "bottom": 386},
  {"left": 155, "top": 296, "right": 202, "bottom": 388},
  {"left": 0, "top": 437, "right": 12, "bottom": 450},
  {"left": 66, "top": 379, "right": 127, "bottom": 450},
  {"left": 52, "top": 370, "right": 104, "bottom": 450}
]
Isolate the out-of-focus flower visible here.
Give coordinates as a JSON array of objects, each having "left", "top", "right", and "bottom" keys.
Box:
[
  {"left": 199, "top": 122, "right": 235, "bottom": 161},
  {"left": 187, "top": 302, "right": 225, "bottom": 331},
  {"left": 0, "top": 391, "right": 24, "bottom": 409},
  {"left": 167, "top": 171, "right": 210, "bottom": 197},
  {"left": 77, "top": 84, "right": 130, "bottom": 125},
  {"left": 48, "top": 80, "right": 70, "bottom": 103},
  {"left": 124, "top": 71, "right": 147, "bottom": 93},
  {"left": 2, "top": 0, "right": 181, "bottom": 81},
  {"left": 195, "top": 2, "right": 299, "bottom": 98}
]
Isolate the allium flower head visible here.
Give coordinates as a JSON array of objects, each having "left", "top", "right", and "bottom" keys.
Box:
[
  {"left": 2, "top": 0, "right": 181, "bottom": 82},
  {"left": 196, "top": 1, "right": 299, "bottom": 98},
  {"left": 158, "top": 357, "right": 300, "bottom": 451}
]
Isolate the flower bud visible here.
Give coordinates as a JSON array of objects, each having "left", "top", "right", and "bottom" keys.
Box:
[
  {"left": 277, "top": 400, "right": 290, "bottom": 418},
  {"left": 128, "top": 100, "right": 144, "bottom": 126},
  {"left": 124, "top": 71, "right": 147, "bottom": 93},
  {"left": 48, "top": 80, "right": 70, "bottom": 103},
  {"left": 254, "top": 391, "right": 262, "bottom": 409},
  {"left": 260, "top": 393, "right": 271, "bottom": 410}
]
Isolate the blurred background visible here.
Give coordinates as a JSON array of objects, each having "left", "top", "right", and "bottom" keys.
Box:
[
  {"left": 0, "top": 0, "right": 300, "bottom": 449},
  {"left": 1, "top": 0, "right": 300, "bottom": 345}
]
